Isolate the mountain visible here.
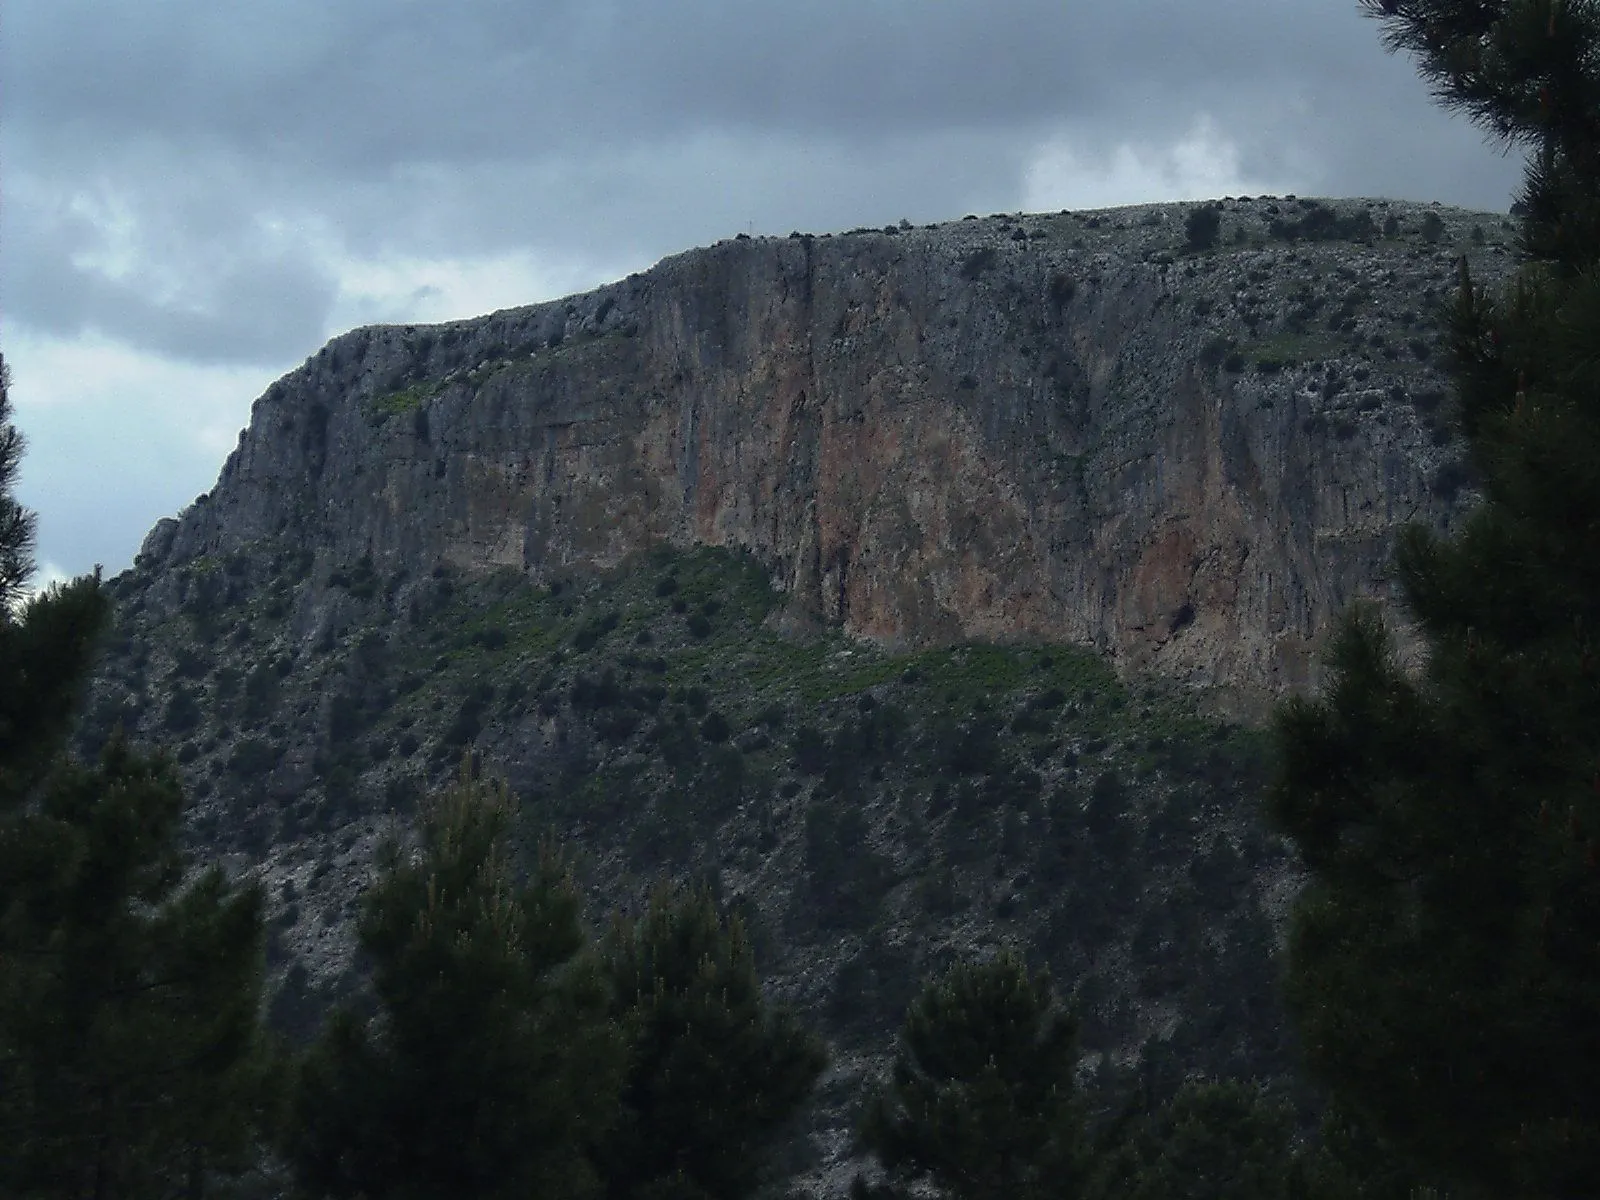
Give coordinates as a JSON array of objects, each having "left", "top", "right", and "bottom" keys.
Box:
[
  {"left": 83, "top": 197, "right": 1515, "bottom": 1194},
  {"left": 141, "top": 196, "right": 1509, "bottom": 706}
]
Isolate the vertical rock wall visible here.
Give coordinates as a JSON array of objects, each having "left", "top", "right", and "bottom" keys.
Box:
[{"left": 148, "top": 199, "right": 1515, "bottom": 705}]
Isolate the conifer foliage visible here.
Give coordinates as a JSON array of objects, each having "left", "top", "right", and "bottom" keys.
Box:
[
  {"left": 0, "top": 353, "right": 272, "bottom": 1199},
  {"left": 286, "top": 766, "right": 624, "bottom": 1200},
  {"left": 857, "top": 952, "right": 1082, "bottom": 1200},
  {"left": 0, "top": 357, "right": 109, "bottom": 801},
  {"left": 1272, "top": 2, "right": 1600, "bottom": 1195},
  {"left": 1087, "top": 1079, "right": 1297, "bottom": 1200},
  {"left": 596, "top": 886, "right": 827, "bottom": 1200}
]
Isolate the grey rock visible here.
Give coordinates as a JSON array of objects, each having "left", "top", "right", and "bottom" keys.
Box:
[{"left": 146, "top": 198, "right": 1512, "bottom": 712}]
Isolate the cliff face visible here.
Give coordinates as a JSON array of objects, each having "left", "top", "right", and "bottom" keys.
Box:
[
  {"left": 142, "top": 198, "right": 1514, "bottom": 705},
  {"left": 91, "top": 199, "right": 1528, "bottom": 1194}
]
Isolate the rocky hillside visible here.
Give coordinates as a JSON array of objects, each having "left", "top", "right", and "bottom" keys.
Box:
[
  {"left": 139, "top": 196, "right": 1515, "bottom": 708},
  {"left": 82, "top": 197, "right": 1517, "bottom": 1195}
]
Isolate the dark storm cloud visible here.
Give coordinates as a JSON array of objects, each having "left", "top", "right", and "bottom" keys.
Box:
[
  {"left": 3, "top": 0, "right": 1525, "bottom": 366},
  {"left": 9, "top": 0, "right": 1519, "bottom": 175},
  {"left": 8, "top": 243, "right": 338, "bottom": 368},
  {"left": 1, "top": 0, "right": 1529, "bottom": 577},
  {"left": 4, "top": 165, "right": 338, "bottom": 366}
]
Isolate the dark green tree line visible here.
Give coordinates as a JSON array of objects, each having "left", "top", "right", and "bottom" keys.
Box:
[
  {"left": 0, "top": 353, "right": 273, "bottom": 1199},
  {"left": 1271, "top": 2, "right": 1600, "bottom": 1196},
  {"left": 596, "top": 886, "right": 827, "bottom": 1200},
  {"left": 854, "top": 956, "right": 1314, "bottom": 1200},
  {"left": 856, "top": 952, "right": 1083, "bottom": 1200},
  {"left": 285, "top": 767, "right": 623, "bottom": 1199},
  {"left": 1087, "top": 1079, "right": 1298, "bottom": 1200},
  {"left": 285, "top": 768, "right": 824, "bottom": 1200}
]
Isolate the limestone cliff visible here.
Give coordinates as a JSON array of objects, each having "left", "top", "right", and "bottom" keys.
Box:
[
  {"left": 90, "top": 197, "right": 1531, "bottom": 1194},
  {"left": 141, "top": 198, "right": 1512, "bottom": 706}
]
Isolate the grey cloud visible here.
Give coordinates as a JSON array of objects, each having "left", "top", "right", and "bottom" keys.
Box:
[
  {"left": 3, "top": 0, "right": 1527, "bottom": 366},
  {"left": 2, "top": 0, "right": 1534, "bottom": 580},
  {"left": 3, "top": 171, "right": 339, "bottom": 365},
  {"left": 337, "top": 128, "right": 1039, "bottom": 265},
  {"left": 5, "top": 1, "right": 1483, "bottom": 167}
]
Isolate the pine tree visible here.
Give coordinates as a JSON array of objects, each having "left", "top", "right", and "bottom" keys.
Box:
[
  {"left": 1289, "top": 1099, "right": 1437, "bottom": 1200},
  {"left": 1184, "top": 204, "right": 1223, "bottom": 252},
  {"left": 1, "top": 745, "right": 274, "bottom": 1199},
  {"left": 1271, "top": 3, "right": 1600, "bottom": 1196},
  {"left": 596, "top": 886, "right": 826, "bottom": 1200},
  {"left": 0, "top": 353, "right": 109, "bottom": 798},
  {"left": 0, "top": 353, "right": 274, "bottom": 1198},
  {"left": 857, "top": 952, "right": 1083, "bottom": 1200},
  {"left": 1087, "top": 1079, "right": 1297, "bottom": 1200},
  {"left": 285, "top": 765, "right": 624, "bottom": 1200}
]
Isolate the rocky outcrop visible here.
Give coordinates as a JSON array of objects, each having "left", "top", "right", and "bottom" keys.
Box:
[
  {"left": 146, "top": 198, "right": 1517, "bottom": 706},
  {"left": 92, "top": 199, "right": 1531, "bottom": 1195}
]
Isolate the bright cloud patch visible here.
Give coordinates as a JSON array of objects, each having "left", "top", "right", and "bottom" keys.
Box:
[
  {"left": 1021, "top": 115, "right": 1307, "bottom": 212},
  {"left": 327, "top": 249, "right": 632, "bottom": 331},
  {"left": 5, "top": 330, "right": 280, "bottom": 576},
  {"left": 22, "top": 561, "right": 74, "bottom": 601}
]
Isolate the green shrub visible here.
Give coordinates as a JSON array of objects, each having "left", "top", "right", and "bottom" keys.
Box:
[
  {"left": 793, "top": 725, "right": 829, "bottom": 775},
  {"left": 572, "top": 610, "right": 619, "bottom": 652},
  {"left": 1266, "top": 202, "right": 1375, "bottom": 243},
  {"left": 162, "top": 685, "right": 201, "bottom": 734},
  {"left": 1089, "top": 1079, "right": 1296, "bottom": 1200},
  {"left": 1184, "top": 205, "right": 1222, "bottom": 251},
  {"left": 1199, "top": 336, "right": 1233, "bottom": 368},
  {"left": 228, "top": 737, "right": 282, "bottom": 778},
  {"left": 1049, "top": 272, "right": 1077, "bottom": 310},
  {"left": 960, "top": 246, "right": 999, "bottom": 280},
  {"left": 859, "top": 953, "right": 1082, "bottom": 1200}
]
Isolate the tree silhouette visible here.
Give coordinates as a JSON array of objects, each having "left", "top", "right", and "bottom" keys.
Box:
[
  {"left": 286, "top": 766, "right": 623, "bottom": 1200},
  {"left": 858, "top": 952, "right": 1083, "bottom": 1200},
  {"left": 1272, "top": 3, "right": 1600, "bottom": 1195},
  {"left": 0, "top": 354, "right": 273, "bottom": 1198},
  {"left": 597, "top": 886, "right": 825, "bottom": 1200}
]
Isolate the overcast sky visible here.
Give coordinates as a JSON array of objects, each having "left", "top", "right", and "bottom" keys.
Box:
[{"left": 2, "top": 0, "right": 1525, "bottom": 583}]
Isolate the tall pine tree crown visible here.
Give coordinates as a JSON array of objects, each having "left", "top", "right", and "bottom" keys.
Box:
[
  {"left": 0, "top": 352, "right": 273, "bottom": 1199},
  {"left": 0, "top": 356, "right": 37, "bottom": 615},
  {"left": 1272, "top": 3, "right": 1600, "bottom": 1196}
]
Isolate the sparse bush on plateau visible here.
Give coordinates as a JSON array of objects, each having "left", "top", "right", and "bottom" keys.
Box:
[{"left": 1184, "top": 205, "right": 1222, "bottom": 252}]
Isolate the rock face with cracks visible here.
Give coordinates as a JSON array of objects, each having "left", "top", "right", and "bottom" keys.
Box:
[
  {"left": 102, "top": 198, "right": 1524, "bottom": 1196},
  {"left": 144, "top": 198, "right": 1513, "bottom": 711}
]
